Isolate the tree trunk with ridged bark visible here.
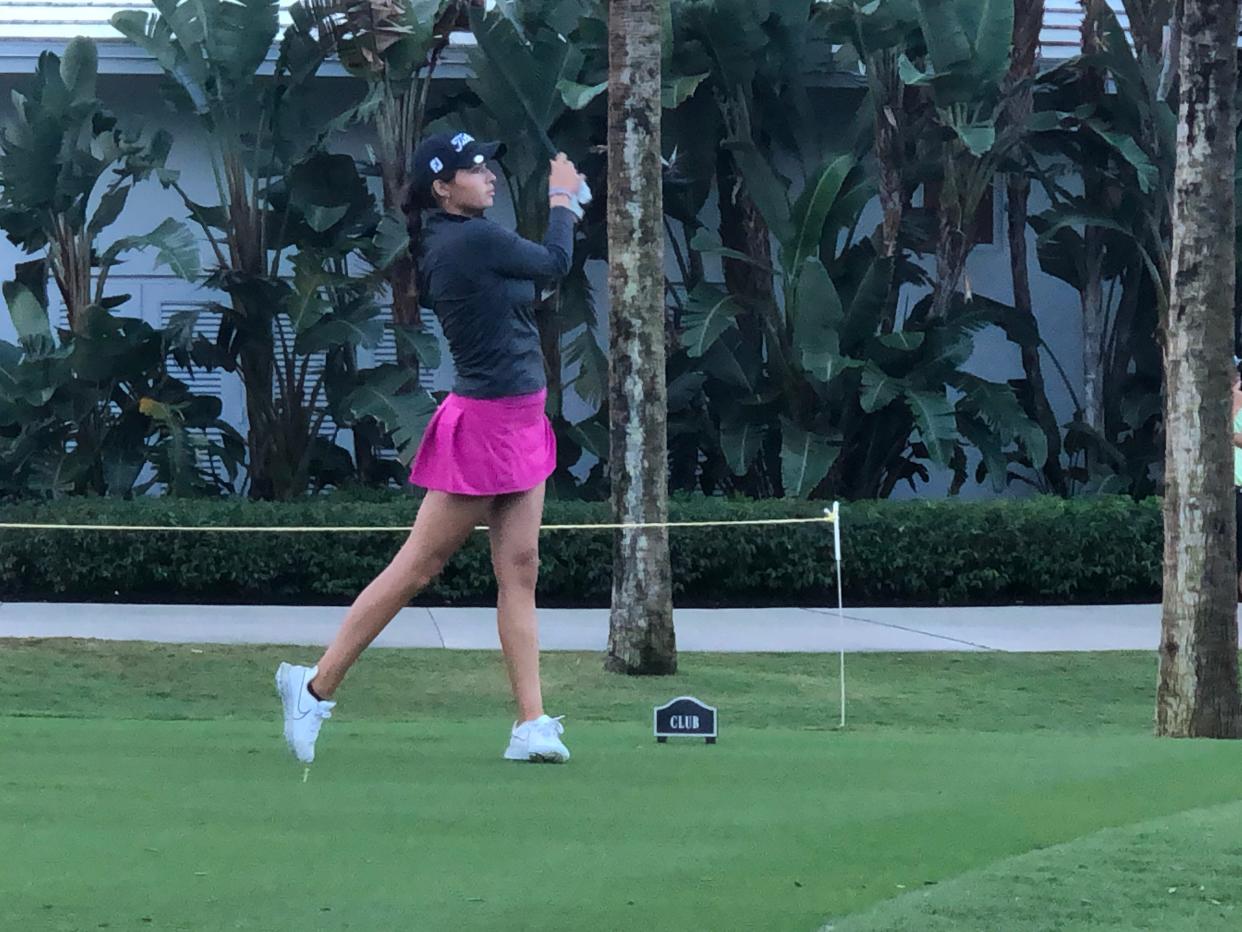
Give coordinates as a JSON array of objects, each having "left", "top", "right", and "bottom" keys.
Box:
[
  {"left": 1079, "top": 0, "right": 1108, "bottom": 432},
  {"left": 1156, "top": 0, "right": 1242, "bottom": 738},
  {"left": 1007, "top": 0, "right": 1066, "bottom": 494},
  {"left": 605, "top": 0, "right": 676, "bottom": 675}
]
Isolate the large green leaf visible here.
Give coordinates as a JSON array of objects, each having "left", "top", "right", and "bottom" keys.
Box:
[
  {"left": 780, "top": 418, "right": 841, "bottom": 498},
  {"left": 954, "top": 372, "right": 1048, "bottom": 468},
  {"left": 840, "top": 256, "right": 896, "bottom": 351},
  {"left": 661, "top": 0, "right": 674, "bottom": 68},
  {"left": 1090, "top": 5, "right": 1148, "bottom": 111},
  {"left": 183, "top": 197, "right": 229, "bottom": 232},
  {"left": 88, "top": 184, "right": 131, "bottom": 238},
  {"left": 1029, "top": 212, "right": 1086, "bottom": 292},
  {"left": 971, "top": 0, "right": 1015, "bottom": 87},
  {"left": 152, "top": 0, "right": 208, "bottom": 49},
  {"left": 2, "top": 281, "right": 52, "bottom": 347},
  {"left": 875, "top": 332, "right": 925, "bottom": 352},
  {"left": 295, "top": 312, "right": 383, "bottom": 355},
  {"left": 565, "top": 327, "right": 608, "bottom": 409},
  {"left": 111, "top": 8, "right": 209, "bottom": 112},
  {"left": 287, "top": 259, "right": 331, "bottom": 333},
  {"left": 817, "top": 0, "right": 920, "bottom": 51},
  {"left": 342, "top": 365, "right": 437, "bottom": 462},
  {"left": 0, "top": 341, "right": 25, "bottom": 403},
  {"left": 689, "top": 228, "right": 770, "bottom": 269},
  {"left": 366, "top": 209, "right": 409, "bottom": 272},
  {"left": 952, "top": 120, "right": 996, "bottom": 157},
  {"left": 467, "top": 5, "right": 579, "bottom": 156},
  {"left": 860, "top": 363, "right": 903, "bottom": 412},
  {"left": 97, "top": 423, "right": 146, "bottom": 495},
  {"left": 702, "top": 327, "right": 762, "bottom": 392},
  {"left": 822, "top": 174, "right": 878, "bottom": 258},
  {"left": 1036, "top": 209, "right": 1167, "bottom": 308},
  {"left": 565, "top": 416, "right": 608, "bottom": 460},
  {"left": 943, "top": 294, "right": 1039, "bottom": 349},
  {"left": 662, "top": 72, "right": 709, "bottom": 109},
  {"left": 904, "top": 388, "right": 956, "bottom": 464},
  {"left": 139, "top": 396, "right": 197, "bottom": 496},
  {"left": 393, "top": 324, "right": 441, "bottom": 371},
  {"left": 203, "top": 0, "right": 280, "bottom": 93},
  {"left": 111, "top": 9, "right": 187, "bottom": 79},
  {"left": 557, "top": 79, "right": 606, "bottom": 110},
  {"left": 283, "top": 151, "right": 375, "bottom": 242},
  {"left": 802, "top": 346, "right": 862, "bottom": 384},
  {"left": 787, "top": 154, "right": 854, "bottom": 278},
  {"left": 303, "top": 204, "right": 349, "bottom": 234},
  {"left": 794, "top": 257, "right": 844, "bottom": 373},
  {"left": 1082, "top": 119, "right": 1160, "bottom": 195},
  {"left": 683, "top": 0, "right": 767, "bottom": 93},
  {"left": 957, "top": 412, "right": 1010, "bottom": 492},
  {"left": 59, "top": 37, "right": 98, "bottom": 104},
  {"left": 681, "top": 284, "right": 744, "bottom": 358},
  {"left": 104, "top": 218, "right": 201, "bottom": 281},
  {"left": 916, "top": 0, "right": 972, "bottom": 75},
  {"left": 667, "top": 368, "right": 706, "bottom": 412},
  {"left": 1035, "top": 210, "right": 1140, "bottom": 247},
  {"left": 724, "top": 131, "right": 794, "bottom": 244},
  {"left": 720, "top": 409, "right": 769, "bottom": 476},
  {"left": 905, "top": 0, "right": 1013, "bottom": 103}
]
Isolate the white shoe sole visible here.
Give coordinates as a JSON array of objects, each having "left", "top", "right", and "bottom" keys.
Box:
[{"left": 504, "top": 745, "right": 569, "bottom": 763}]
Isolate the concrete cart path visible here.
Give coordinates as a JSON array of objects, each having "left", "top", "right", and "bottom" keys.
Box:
[{"left": 0, "top": 602, "right": 1174, "bottom": 653}]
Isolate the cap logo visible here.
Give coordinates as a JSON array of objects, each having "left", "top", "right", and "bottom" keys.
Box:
[
  {"left": 451, "top": 132, "right": 474, "bottom": 152},
  {"left": 429, "top": 157, "right": 444, "bottom": 173}
]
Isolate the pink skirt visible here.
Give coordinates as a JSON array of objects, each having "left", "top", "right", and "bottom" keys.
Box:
[{"left": 408, "top": 388, "right": 556, "bottom": 496}]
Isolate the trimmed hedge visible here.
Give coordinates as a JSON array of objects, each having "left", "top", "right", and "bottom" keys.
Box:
[{"left": 0, "top": 494, "right": 1163, "bottom": 607}]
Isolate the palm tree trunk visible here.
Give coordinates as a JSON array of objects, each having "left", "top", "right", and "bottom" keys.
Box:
[
  {"left": 929, "top": 168, "right": 970, "bottom": 320},
  {"left": 715, "top": 149, "right": 781, "bottom": 494},
  {"left": 1006, "top": 0, "right": 1066, "bottom": 493},
  {"left": 606, "top": 0, "right": 676, "bottom": 675},
  {"left": 238, "top": 321, "right": 279, "bottom": 500},
  {"left": 1079, "top": 0, "right": 1108, "bottom": 433},
  {"left": 1156, "top": 0, "right": 1242, "bottom": 738},
  {"left": 871, "top": 49, "right": 905, "bottom": 264}
]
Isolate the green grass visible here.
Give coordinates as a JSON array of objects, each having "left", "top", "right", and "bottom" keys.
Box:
[
  {"left": 3, "top": 640, "right": 1242, "bottom": 931},
  {"left": 1, "top": 639, "right": 1165, "bottom": 732},
  {"left": 831, "top": 802, "right": 1242, "bottom": 931}
]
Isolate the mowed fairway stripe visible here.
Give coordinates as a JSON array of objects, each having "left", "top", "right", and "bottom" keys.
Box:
[{"left": 3, "top": 718, "right": 1241, "bottom": 931}]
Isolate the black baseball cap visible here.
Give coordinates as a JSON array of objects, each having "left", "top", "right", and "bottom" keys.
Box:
[{"left": 409, "top": 131, "right": 505, "bottom": 208}]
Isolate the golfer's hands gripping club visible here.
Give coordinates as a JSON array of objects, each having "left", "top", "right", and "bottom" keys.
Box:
[{"left": 549, "top": 152, "right": 591, "bottom": 220}]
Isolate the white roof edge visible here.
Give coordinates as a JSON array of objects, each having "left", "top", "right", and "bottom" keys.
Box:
[
  {"left": 0, "top": 30, "right": 477, "bottom": 77},
  {"left": 0, "top": 3, "right": 1146, "bottom": 77}
]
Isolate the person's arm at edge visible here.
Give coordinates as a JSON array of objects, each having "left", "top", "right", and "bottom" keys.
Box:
[{"left": 480, "top": 201, "right": 577, "bottom": 281}]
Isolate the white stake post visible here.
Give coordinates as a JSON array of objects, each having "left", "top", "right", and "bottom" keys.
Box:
[
  {"left": 826, "top": 502, "right": 845, "bottom": 729},
  {"left": 834, "top": 504, "right": 844, "bottom": 730}
]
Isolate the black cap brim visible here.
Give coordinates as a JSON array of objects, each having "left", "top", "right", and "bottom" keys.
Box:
[{"left": 472, "top": 140, "right": 505, "bottom": 162}]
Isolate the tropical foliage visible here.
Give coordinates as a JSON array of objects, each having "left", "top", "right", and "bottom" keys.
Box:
[{"left": 0, "top": 0, "right": 1195, "bottom": 501}]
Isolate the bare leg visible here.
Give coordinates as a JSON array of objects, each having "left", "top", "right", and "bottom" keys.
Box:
[
  {"left": 311, "top": 491, "right": 492, "bottom": 698},
  {"left": 489, "top": 483, "right": 546, "bottom": 723}
]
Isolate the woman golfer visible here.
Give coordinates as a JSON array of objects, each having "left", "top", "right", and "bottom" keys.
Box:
[{"left": 276, "top": 131, "right": 585, "bottom": 766}]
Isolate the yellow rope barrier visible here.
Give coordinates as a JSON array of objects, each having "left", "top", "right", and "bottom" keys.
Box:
[{"left": 0, "top": 513, "right": 837, "bottom": 534}]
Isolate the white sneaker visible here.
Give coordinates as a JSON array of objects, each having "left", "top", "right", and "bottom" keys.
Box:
[
  {"left": 275, "top": 662, "right": 335, "bottom": 764},
  {"left": 504, "top": 714, "right": 570, "bottom": 763}
]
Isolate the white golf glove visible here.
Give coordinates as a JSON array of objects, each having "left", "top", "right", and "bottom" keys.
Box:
[{"left": 549, "top": 177, "right": 592, "bottom": 220}]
